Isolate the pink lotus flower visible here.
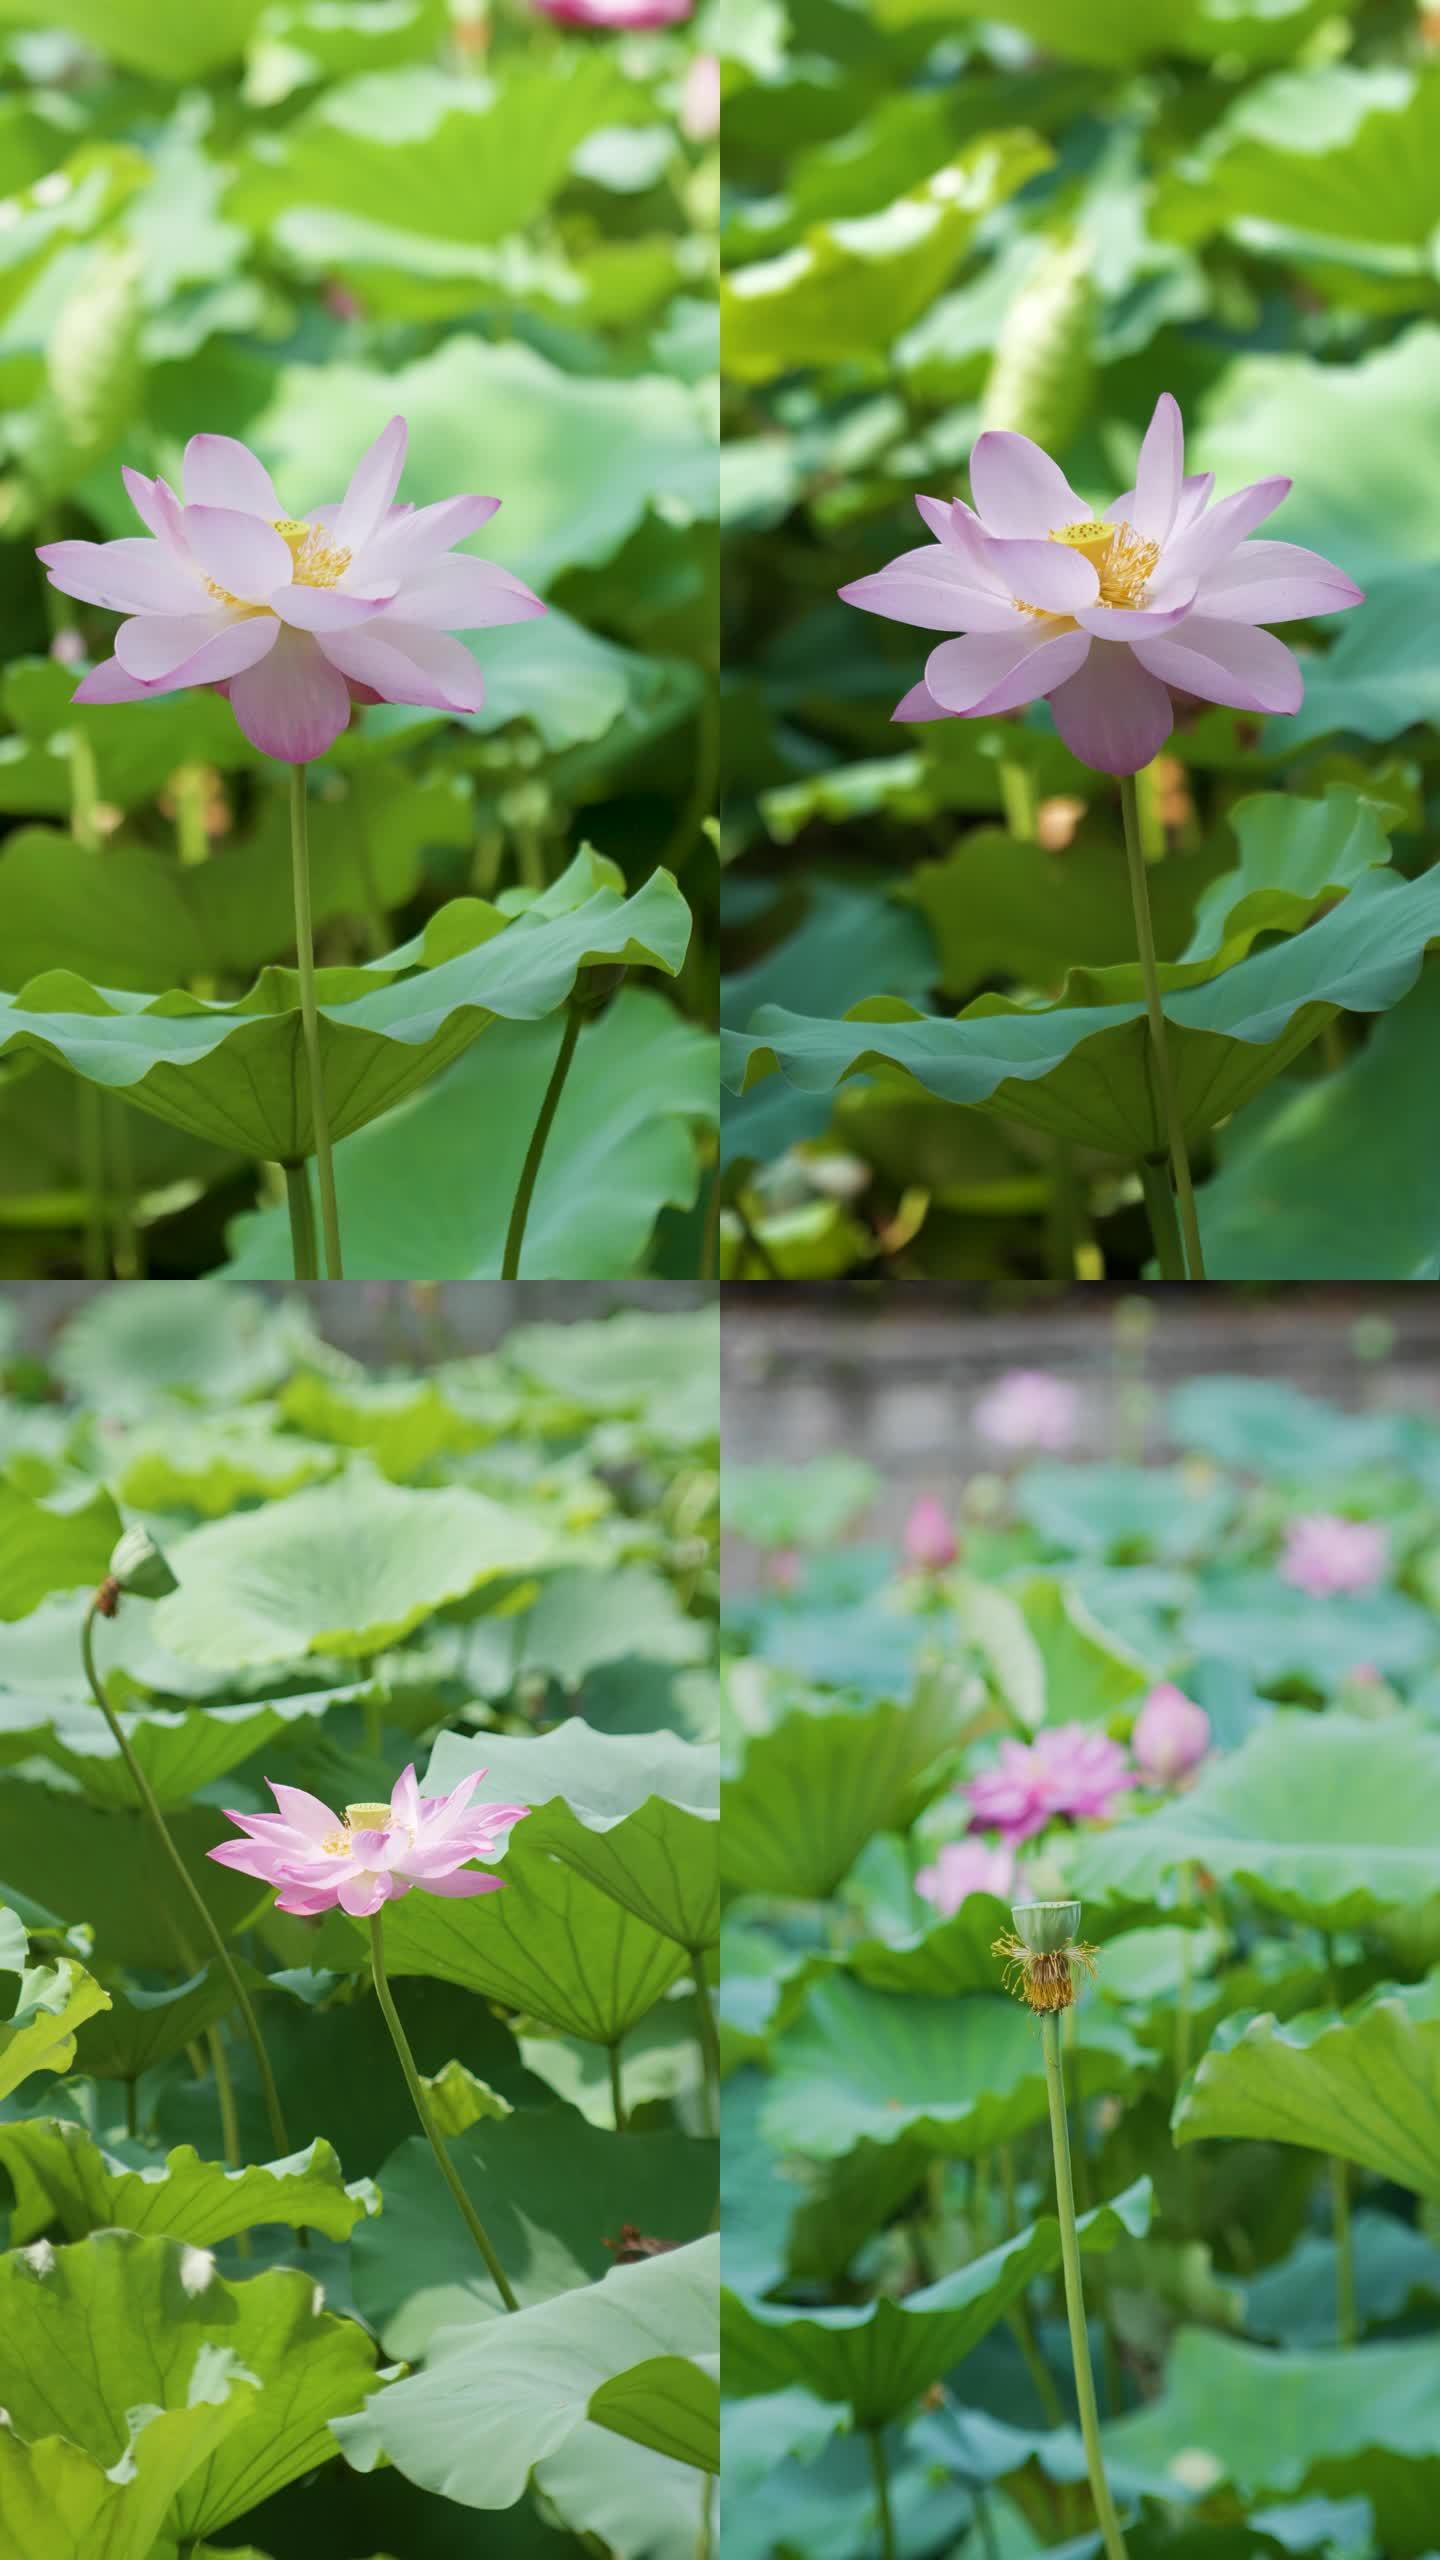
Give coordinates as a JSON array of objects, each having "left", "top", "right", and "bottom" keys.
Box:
[
  {"left": 974, "top": 1368, "right": 1079, "bottom": 1454},
  {"left": 681, "top": 51, "right": 721, "bottom": 139},
  {"left": 1132, "top": 1683, "right": 1210, "bottom": 1786},
  {"left": 36, "top": 421, "right": 545, "bottom": 765},
  {"left": 208, "top": 1762, "right": 527, "bottom": 1919},
  {"left": 1279, "top": 1514, "right": 1388, "bottom": 1598},
  {"left": 838, "top": 393, "right": 1363, "bottom": 774},
  {"left": 533, "top": 0, "right": 691, "bottom": 24},
  {"left": 916, "top": 1836, "right": 1015, "bottom": 1917},
  {"left": 904, "top": 1493, "right": 959, "bottom": 1572},
  {"left": 967, "top": 1724, "right": 1136, "bottom": 1843}
]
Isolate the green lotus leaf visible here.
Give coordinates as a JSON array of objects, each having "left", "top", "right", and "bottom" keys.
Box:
[
  {"left": 353, "top": 2111, "right": 716, "bottom": 2357},
  {"left": 225, "top": 989, "right": 716, "bottom": 1281},
  {"left": 1007, "top": 1572, "right": 1154, "bottom": 1721},
  {"left": 722, "top": 861, "right": 1440, "bottom": 1158},
  {"left": 1180, "top": 1572, "right": 1434, "bottom": 1683},
  {"left": 0, "top": 1784, "right": 266, "bottom": 1969},
  {"left": 1154, "top": 61, "right": 1440, "bottom": 252},
  {"left": 1067, "top": 1714, "right": 1440, "bottom": 1951},
  {"left": 0, "top": 1902, "right": 110, "bottom": 2099},
  {"left": 76, "top": 1961, "right": 260, "bottom": 2083},
  {"left": 371, "top": 1818, "right": 689, "bottom": 2045},
  {"left": 721, "top": 1678, "right": 972, "bottom": 1901},
  {"left": 0, "top": 2119, "right": 378, "bottom": 2244},
  {"left": 0, "top": 2231, "right": 381, "bottom": 2545},
  {"left": 1177, "top": 788, "right": 1400, "bottom": 964},
  {"left": 1102, "top": 2328, "right": 1440, "bottom": 2555},
  {"left": 1167, "top": 1376, "right": 1403, "bottom": 1476},
  {"left": 903, "top": 820, "right": 1228, "bottom": 1001},
  {"left": 1015, "top": 1463, "right": 1235, "bottom": 1562},
  {"left": 335, "top": 2235, "right": 718, "bottom": 2503},
  {"left": 0, "top": 860, "right": 689, "bottom": 1165},
  {"left": 0, "top": 0, "right": 266, "bottom": 77},
  {"left": 0, "top": 2356, "right": 260, "bottom": 2560},
  {"left": 0, "top": 1682, "right": 373, "bottom": 1810},
  {"left": 722, "top": 2179, "right": 1152, "bottom": 2426},
  {"left": 456, "top": 1565, "right": 710, "bottom": 1697},
  {"left": 422, "top": 1723, "right": 719, "bottom": 1951},
  {"left": 272, "top": 1373, "right": 487, "bottom": 1479},
  {"left": 762, "top": 1974, "right": 1149, "bottom": 2162},
  {"left": 153, "top": 1474, "right": 556, "bottom": 1669},
  {"left": 1173, "top": 1976, "right": 1440, "bottom": 2197},
  {"left": 832, "top": 1891, "right": 1022, "bottom": 1999},
  {"left": 110, "top": 1410, "right": 338, "bottom": 1515},
  {"left": 721, "top": 1455, "right": 880, "bottom": 1550},
  {"left": 52, "top": 1281, "right": 328, "bottom": 1416},
  {"left": 0, "top": 1478, "right": 121, "bottom": 1619},
  {"left": 871, "top": 0, "right": 1333, "bottom": 69},
  {"left": 502, "top": 1302, "right": 719, "bottom": 1443}
]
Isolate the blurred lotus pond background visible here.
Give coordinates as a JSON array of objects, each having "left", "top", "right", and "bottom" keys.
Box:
[
  {"left": 0, "top": 0, "right": 720, "bottom": 1278},
  {"left": 720, "top": 1283, "right": 1440, "bottom": 2560},
  {"left": 720, "top": 0, "right": 1440, "bottom": 1284}
]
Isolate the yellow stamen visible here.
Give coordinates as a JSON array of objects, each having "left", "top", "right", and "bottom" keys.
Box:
[
  {"left": 274, "top": 517, "right": 352, "bottom": 589},
  {"left": 1015, "top": 517, "right": 1161, "bottom": 623}
]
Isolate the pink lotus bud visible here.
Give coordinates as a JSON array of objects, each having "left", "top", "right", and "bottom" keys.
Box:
[
  {"left": 916, "top": 1836, "right": 1015, "bottom": 1917},
  {"left": 681, "top": 50, "right": 720, "bottom": 139},
  {"left": 1279, "top": 1514, "right": 1388, "bottom": 1598},
  {"left": 1132, "top": 1683, "right": 1210, "bottom": 1785},
  {"left": 973, "top": 1368, "right": 1080, "bottom": 1454},
  {"left": 904, "top": 1494, "right": 958, "bottom": 1573}
]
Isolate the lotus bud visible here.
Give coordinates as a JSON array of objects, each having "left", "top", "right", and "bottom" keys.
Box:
[{"left": 108, "top": 1524, "right": 178, "bottom": 1602}]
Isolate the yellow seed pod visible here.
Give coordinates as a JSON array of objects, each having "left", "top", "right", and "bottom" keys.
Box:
[{"left": 979, "top": 230, "right": 1095, "bottom": 455}]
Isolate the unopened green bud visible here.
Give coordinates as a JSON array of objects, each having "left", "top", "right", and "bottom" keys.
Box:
[{"left": 109, "top": 1525, "right": 178, "bottom": 1601}]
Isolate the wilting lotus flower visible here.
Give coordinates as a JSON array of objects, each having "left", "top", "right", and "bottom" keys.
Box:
[
  {"left": 1279, "top": 1513, "right": 1388, "bottom": 1598},
  {"left": 967, "top": 1724, "right": 1136, "bottom": 1843},
  {"left": 904, "top": 1493, "right": 959, "bottom": 1572},
  {"left": 838, "top": 392, "right": 1363, "bottom": 773},
  {"left": 1132, "top": 1683, "right": 1210, "bottom": 1785},
  {"left": 533, "top": 0, "right": 691, "bottom": 23},
  {"left": 974, "top": 1368, "right": 1079, "bottom": 1454},
  {"left": 916, "top": 1835, "right": 1015, "bottom": 1916},
  {"left": 209, "top": 1762, "right": 527, "bottom": 1917},
  {"left": 36, "top": 421, "right": 545, "bottom": 764}
]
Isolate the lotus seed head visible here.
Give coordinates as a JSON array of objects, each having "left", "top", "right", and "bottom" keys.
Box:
[
  {"left": 344, "top": 1802, "right": 393, "bottom": 1832},
  {"left": 108, "top": 1523, "right": 179, "bottom": 1601},
  {"left": 1011, "top": 1899, "right": 1082, "bottom": 1954}
]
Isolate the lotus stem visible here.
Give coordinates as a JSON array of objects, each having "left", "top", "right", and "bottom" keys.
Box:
[
  {"left": 288, "top": 763, "right": 343, "bottom": 1278},
  {"left": 867, "top": 2428, "right": 897, "bottom": 2560},
  {"left": 1119, "top": 770, "right": 1205, "bottom": 1280},
  {"left": 690, "top": 1950, "right": 721, "bottom": 2138},
  {"left": 1137, "top": 1158, "right": 1185, "bottom": 1282},
  {"left": 81, "top": 1597, "right": 292, "bottom": 2164},
  {"left": 283, "top": 1161, "right": 318, "bottom": 1280},
  {"left": 1332, "top": 2155, "right": 1356, "bottom": 2346},
  {"left": 501, "top": 996, "right": 584, "bottom": 1278},
  {"left": 367, "top": 1909, "right": 519, "bottom": 2309},
  {"left": 1040, "top": 2012, "right": 1130, "bottom": 2560},
  {"left": 608, "top": 2038, "right": 629, "bottom": 2132},
  {"left": 999, "top": 756, "right": 1037, "bottom": 843}
]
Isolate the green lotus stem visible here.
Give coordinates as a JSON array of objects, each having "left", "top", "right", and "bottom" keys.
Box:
[
  {"left": 1331, "top": 2155, "right": 1356, "bottom": 2346},
  {"left": 368, "top": 1910, "right": 520, "bottom": 2309},
  {"left": 867, "top": 2428, "right": 897, "bottom": 2560},
  {"left": 999, "top": 756, "right": 1037, "bottom": 843},
  {"left": 1137, "top": 1157, "right": 1185, "bottom": 1283},
  {"left": 105, "top": 1098, "right": 142, "bottom": 1279},
  {"left": 77, "top": 1082, "right": 108, "bottom": 1278},
  {"left": 501, "top": 997, "right": 584, "bottom": 1278},
  {"left": 1174, "top": 1862, "right": 1195, "bottom": 2091},
  {"left": 288, "top": 763, "right": 344, "bottom": 1278},
  {"left": 1119, "top": 771, "right": 1205, "bottom": 1281},
  {"left": 283, "top": 1162, "right": 318, "bottom": 1280},
  {"left": 690, "top": 1951, "right": 721, "bottom": 2138},
  {"left": 608, "top": 2038, "right": 629, "bottom": 2133},
  {"left": 1048, "top": 1134, "right": 1079, "bottom": 1279},
  {"left": 1132, "top": 757, "right": 1165, "bottom": 860},
  {"left": 1040, "top": 2011, "right": 1130, "bottom": 2560},
  {"left": 81, "top": 1598, "right": 292, "bottom": 2164}
]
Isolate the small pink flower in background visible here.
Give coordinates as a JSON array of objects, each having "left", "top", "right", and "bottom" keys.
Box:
[
  {"left": 36, "top": 419, "right": 545, "bottom": 765},
  {"left": 838, "top": 391, "right": 1362, "bottom": 773},
  {"left": 534, "top": 0, "right": 691, "bottom": 24},
  {"left": 966, "top": 1723, "right": 1136, "bottom": 1843},
  {"left": 916, "top": 1836, "right": 1016, "bottom": 1917},
  {"left": 1279, "top": 1514, "right": 1388, "bottom": 1598},
  {"left": 904, "top": 1493, "right": 959, "bottom": 1572},
  {"left": 681, "top": 51, "right": 721, "bottom": 139},
  {"left": 1132, "top": 1683, "right": 1210, "bottom": 1786},
  {"left": 974, "top": 1368, "right": 1079, "bottom": 1454},
  {"left": 50, "top": 626, "right": 87, "bottom": 668},
  {"left": 208, "top": 1762, "right": 527, "bottom": 1919},
  {"left": 767, "top": 1546, "right": 801, "bottom": 1592}
]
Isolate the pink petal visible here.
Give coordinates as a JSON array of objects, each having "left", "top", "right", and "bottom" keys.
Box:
[
  {"left": 1173, "top": 471, "right": 1215, "bottom": 534},
  {"left": 891, "top": 677, "right": 950, "bottom": 721},
  {"left": 915, "top": 494, "right": 960, "bottom": 541},
  {"left": 1048, "top": 641, "right": 1174, "bottom": 774},
  {"left": 1133, "top": 616, "right": 1302, "bottom": 715},
  {"left": 115, "top": 613, "right": 278, "bottom": 690},
  {"left": 925, "top": 624, "right": 1090, "bottom": 716},
  {"left": 182, "top": 505, "right": 294, "bottom": 603},
  {"left": 839, "top": 548, "right": 1018, "bottom": 635},
  {"left": 334, "top": 416, "right": 408, "bottom": 554},
  {"left": 387, "top": 554, "right": 545, "bottom": 631},
  {"left": 968, "top": 430, "right": 1088, "bottom": 538},
  {"left": 355, "top": 493, "right": 502, "bottom": 583},
  {"left": 411, "top": 1867, "right": 508, "bottom": 1898},
  {"left": 1160, "top": 477, "right": 1292, "bottom": 586},
  {"left": 1190, "top": 539, "right": 1363, "bottom": 626},
  {"left": 207, "top": 1839, "right": 277, "bottom": 1877},
  {"left": 337, "top": 1868, "right": 396, "bottom": 1917},
  {"left": 981, "top": 536, "right": 1099, "bottom": 614},
  {"left": 391, "top": 1764, "right": 421, "bottom": 1827},
  {"left": 271, "top": 584, "right": 397, "bottom": 632},
  {"left": 275, "top": 1885, "right": 343, "bottom": 1915},
  {"left": 1130, "top": 392, "right": 1184, "bottom": 544},
  {"left": 184, "top": 433, "right": 283, "bottom": 520},
  {"left": 1074, "top": 598, "right": 1195, "bottom": 639},
  {"left": 227, "top": 625, "right": 354, "bottom": 762},
  {"left": 37, "top": 538, "right": 199, "bottom": 616},
  {"left": 71, "top": 657, "right": 161, "bottom": 705},
  {"left": 317, "top": 622, "right": 485, "bottom": 714},
  {"left": 266, "top": 1780, "right": 344, "bottom": 1840}
]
